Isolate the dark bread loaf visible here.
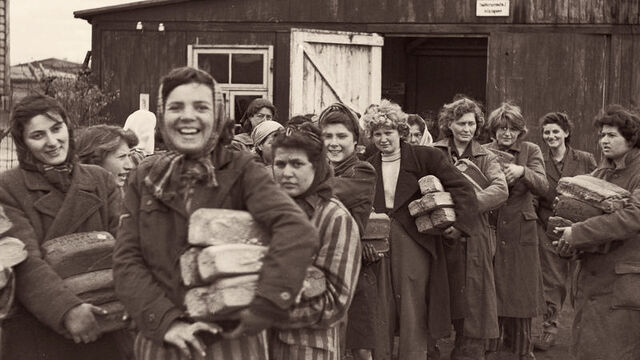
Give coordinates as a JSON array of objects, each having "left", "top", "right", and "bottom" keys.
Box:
[
  {"left": 42, "top": 232, "right": 115, "bottom": 279},
  {"left": 556, "top": 175, "right": 630, "bottom": 213},
  {"left": 553, "top": 196, "right": 603, "bottom": 223}
]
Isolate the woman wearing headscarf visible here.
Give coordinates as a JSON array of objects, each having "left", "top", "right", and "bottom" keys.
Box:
[
  {"left": 0, "top": 94, "right": 126, "bottom": 360},
  {"left": 407, "top": 114, "right": 433, "bottom": 146},
  {"left": 113, "top": 67, "right": 317, "bottom": 359},
  {"left": 270, "top": 122, "right": 361, "bottom": 360},
  {"left": 533, "top": 112, "right": 596, "bottom": 351},
  {"left": 318, "top": 103, "right": 380, "bottom": 360},
  {"left": 124, "top": 109, "right": 157, "bottom": 164},
  {"left": 363, "top": 99, "right": 479, "bottom": 360},
  {"left": 231, "top": 98, "right": 277, "bottom": 152},
  {"left": 432, "top": 97, "right": 507, "bottom": 360},
  {"left": 251, "top": 119, "right": 284, "bottom": 168},
  {"left": 483, "top": 102, "right": 548, "bottom": 360}
]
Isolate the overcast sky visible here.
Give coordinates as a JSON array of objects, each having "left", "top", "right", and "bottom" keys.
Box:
[{"left": 10, "top": 0, "right": 134, "bottom": 65}]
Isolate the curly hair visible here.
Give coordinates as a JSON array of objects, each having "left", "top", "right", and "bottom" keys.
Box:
[
  {"left": 361, "top": 99, "right": 409, "bottom": 139},
  {"left": 539, "top": 112, "right": 573, "bottom": 145},
  {"left": 75, "top": 125, "right": 139, "bottom": 166},
  {"left": 486, "top": 102, "right": 528, "bottom": 139},
  {"left": 593, "top": 104, "right": 640, "bottom": 148},
  {"left": 438, "top": 97, "right": 485, "bottom": 139}
]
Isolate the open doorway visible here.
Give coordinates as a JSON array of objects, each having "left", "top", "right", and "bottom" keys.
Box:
[{"left": 382, "top": 36, "right": 488, "bottom": 140}]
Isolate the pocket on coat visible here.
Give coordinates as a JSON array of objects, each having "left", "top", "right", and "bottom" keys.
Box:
[
  {"left": 519, "top": 212, "right": 538, "bottom": 245},
  {"left": 612, "top": 262, "right": 640, "bottom": 311}
]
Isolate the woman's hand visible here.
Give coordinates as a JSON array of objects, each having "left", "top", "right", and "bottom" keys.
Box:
[
  {"left": 63, "top": 303, "right": 107, "bottom": 344},
  {"left": 552, "top": 226, "right": 576, "bottom": 257},
  {"left": 443, "top": 226, "right": 463, "bottom": 242},
  {"left": 223, "top": 309, "right": 273, "bottom": 339},
  {"left": 164, "top": 320, "right": 222, "bottom": 359},
  {"left": 503, "top": 164, "right": 525, "bottom": 184},
  {"left": 362, "top": 242, "right": 383, "bottom": 263}
]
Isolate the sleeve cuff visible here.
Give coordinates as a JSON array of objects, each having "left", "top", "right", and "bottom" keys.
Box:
[{"left": 249, "top": 295, "right": 289, "bottom": 322}]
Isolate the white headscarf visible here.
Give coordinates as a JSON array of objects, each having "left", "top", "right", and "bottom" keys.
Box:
[
  {"left": 419, "top": 128, "right": 433, "bottom": 146},
  {"left": 124, "top": 109, "right": 157, "bottom": 155}
]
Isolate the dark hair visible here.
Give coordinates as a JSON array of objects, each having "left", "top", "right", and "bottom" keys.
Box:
[
  {"left": 407, "top": 114, "right": 426, "bottom": 135},
  {"left": 286, "top": 115, "right": 313, "bottom": 127},
  {"left": 438, "top": 97, "right": 485, "bottom": 139},
  {"left": 76, "top": 125, "right": 139, "bottom": 165},
  {"left": 539, "top": 112, "right": 573, "bottom": 145},
  {"left": 486, "top": 102, "right": 528, "bottom": 139},
  {"left": 240, "top": 98, "right": 277, "bottom": 133},
  {"left": 318, "top": 103, "right": 360, "bottom": 141},
  {"left": 160, "top": 67, "right": 215, "bottom": 110},
  {"left": 271, "top": 122, "right": 325, "bottom": 166},
  {"left": 593, "top": 105, "right": 640, "bottom": 148}
]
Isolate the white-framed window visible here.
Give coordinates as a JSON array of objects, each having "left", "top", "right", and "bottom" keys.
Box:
[{"left": 188, "top": 45, "right": 273, "bottom": 122}]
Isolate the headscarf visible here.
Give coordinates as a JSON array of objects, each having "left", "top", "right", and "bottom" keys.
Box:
[
  {"left": 419, "top": 128, "right": 434, "bottom": 145},
  {"left": 144, "top": 77, "right": 227, "bottom": 206},
  {"left": 251, "top": 120, "right": 284, "bottom": 147},
  {"left": 12, "top": 112, "right": 77, "bottom": 193},
  {"left": 123, "top": 109, "right": 157, "bottom": 155}
]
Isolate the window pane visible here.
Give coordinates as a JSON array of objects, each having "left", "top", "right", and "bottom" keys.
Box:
[
  {"left": 198, "top": 54, "right": 229, "bottom": 83},
  {"left": 231, "top": 54, "right": 263, "bottom": 84},
  {"left": 234, "top": 95, "right": 263, "bottom": 123}
]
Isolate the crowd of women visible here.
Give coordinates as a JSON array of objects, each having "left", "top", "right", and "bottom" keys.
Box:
[{"left": 0, "top": 65, "right": 639, "bottom": 360}]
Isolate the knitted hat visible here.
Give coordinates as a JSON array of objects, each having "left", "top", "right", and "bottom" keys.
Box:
[{"left": 251, "top": 120, "right": 284, "bottom": 147}]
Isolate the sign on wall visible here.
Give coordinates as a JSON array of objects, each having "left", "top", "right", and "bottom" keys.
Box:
[
  {"left": 139, "top": 93, "right": 149, "bottom": 110},
  {"left": 476, "top": 0, "right": 509, "bottom": 17}
]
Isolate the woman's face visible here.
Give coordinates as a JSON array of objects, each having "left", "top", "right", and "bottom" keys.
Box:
[
  {"left": 273, "top": 148, "right": 315, "bottom": 197},
  {"left": 599, "top": 125, "right": 631, "bottom": 161},
  {"left": 542, "top": 123, "right": 569, "bottom": 150},
  {"left": 101, "top": 140, "right": 134, "bottom": 187},
  {"left": 322, "top": 123, "right": 356, "bottom": 163},
  {"left": 23, "top": 113, "right": 69, "bottom": 166},
  {"left": 408, "top": 124, "right": 423, "bottom": 145},
  {"left": 163, "top": 83, "right": 214, "bottom": 155},
  {"left": 258, "top": 132, "right": 278, "bottom": 164},
  {"left": 371, "top": 127, "right": 401, "bottom": 154},
  {"left": 495, "top": 123, "right": 521, "bottom": 148},
  {"left": 250, "top": 107, "right": 273, "bottom": 128},
  {"left": 449, "top": 112, "right": 477, "bottom": 145}
]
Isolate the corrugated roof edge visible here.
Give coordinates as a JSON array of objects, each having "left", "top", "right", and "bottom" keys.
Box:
[{"left": 74, "top": 0, "right": 195, "bottom": 21}]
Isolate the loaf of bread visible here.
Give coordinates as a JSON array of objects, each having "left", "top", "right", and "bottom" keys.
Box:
[
  {"left": 419, "top": 175, "right": 444, "bottom": 195},
  {"left": 185, "top": 275, "right": 259, "bottom": 321},
  {"left": 415, "top": 214, "right": 435, "bottom": 234},
  {"left": 408, "top": 192, "right": 454, "bottom": 217},
  {"left": 431, "top": 207, "right": 456, "bottom": 229},
  {"left": 553, "top": 196, "right": 603, "bottom": 223},
  {"left": 0, "top": 207, "right": 12, "bottom": 235},
  {"left": 95, "top": 301, "right": 129, "bottom": 333},
  {"left": 180, "top": 247, "right": 202, "bottom": 287},
  {"left": 362, "top": 213, "right": 390, "bottom": 240},
  {"left": 42, "top": 232, "right": 115, "bottom": 279},
  {"left": 189, "top": 209, "right": 269, "bottom": 247},
  {"left": 556, "top": 175, "right": 630, "bottom": 213},
  {"left": 197, "top": 244, "right": 267, "bottom": 282},
  {"left": 64, "top": 269, "right": 113, "bottom": 296},
  {"left": 0, "top": 237, "right": 27, "bottom": 269}
]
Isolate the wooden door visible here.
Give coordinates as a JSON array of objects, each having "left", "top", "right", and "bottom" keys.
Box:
[{"left": 289, "top": 28, "right": 383, "bottom": 117}]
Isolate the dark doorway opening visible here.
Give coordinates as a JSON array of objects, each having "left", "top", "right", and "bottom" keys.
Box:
[{"left": 382, "top": 37, "right": 488, "bottom": 140}]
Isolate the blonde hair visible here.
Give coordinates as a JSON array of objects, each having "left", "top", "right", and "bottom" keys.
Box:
[{"left": 361, "top": 99, "right": 409, "bottom": 138}]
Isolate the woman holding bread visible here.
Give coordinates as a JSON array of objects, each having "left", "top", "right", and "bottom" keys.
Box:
[
  {"left": 269, "top": 121, "right": 362, "bottom": 360},
  {"left": 483, "top": 102, "right": 548, "bottom": 360},
  {"left": 362, "top": 100, "right": 478, "bottom": 360},
  {"left": 0, "top": 94, "right": 126, "bottom": 359},
  {"left": 432, "top": 96, "right": 508, "bottom": 360},
  {"left": 555, "top": 105, "right": 640, "bottom": 360},
  {"left": 113, "top": 67, "right": 317, "bottom": 359},
  {"left": 533, "top": 112, "right": 596, "bottom": 351}
]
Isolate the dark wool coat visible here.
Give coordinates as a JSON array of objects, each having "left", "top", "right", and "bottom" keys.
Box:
[
  {"left": 536, "top": 146, "right": 597, "bottom": 225},
  {"left": 484, "top": 140, "right": 548, "bottom": 318},
  {"left": 0, "top": 164, "right": 124, "bottom": 360},
  {"left": 368, "top": 141, "right": 479, "bottom": 339},
  {"left": 113, "top": 146, "right": 317, "bottom": 344},
  {"left": 433, "top": 139, "right": 507, "bottom": 339},
  {"left": 569, "top": 148, "right": 640, "bottom": 360}
]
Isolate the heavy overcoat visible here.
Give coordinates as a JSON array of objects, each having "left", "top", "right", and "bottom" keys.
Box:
[
  {"left": 0, "top": 164, "right": 124, "bottom": 360},
  {"left": 484, "top": 140, "right": 548, "bottom": 318},
  {"left": 433, "top": 139, "right": 507, "bottom": 339},
  {"left": 114, "top": 147, "right": 317, "bottom": 357},
  {"left": 569, "top": 148, "right": 640, "bottom": 360},
  {"left": 368, "top": 142, "right": 479, "bottom": 339}
]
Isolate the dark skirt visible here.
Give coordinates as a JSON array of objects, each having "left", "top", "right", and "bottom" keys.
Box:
[{"left": 345, "top": 263, "right": 379, "bottom": 350}]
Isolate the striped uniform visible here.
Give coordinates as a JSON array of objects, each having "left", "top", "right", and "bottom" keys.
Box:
[{"left": 273, "top": 197, "right": 362, "bottom": 360}]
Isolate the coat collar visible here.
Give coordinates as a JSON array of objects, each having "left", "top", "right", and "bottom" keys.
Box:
[
  {"left": 432, "top": 138, "right": 489, "bottom": 157},
  {"left": 599, "top": 147, "right": 640, "bottom": 171},
  {"left": 542, "top": 146, "right": 580, "bottom": 182},
  {"left": 370, "top": 142, "right": 421, "bottom": 213},
  {"left": 487, "top": 139, "right": 522, "bottom": 153}
]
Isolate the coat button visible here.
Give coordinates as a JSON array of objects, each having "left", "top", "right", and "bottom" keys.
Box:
[
  {"left": 147, "top": 313, "right": 156, "bottom": 323},
  {"left": 280, "top": 292, "right": 291, "bottom": 301},
  {"left": 146, "top": 200, "right": 153, "bottom": 206},
  {"left": 501, "top": 241, "right": 506, "bottom": 246}
]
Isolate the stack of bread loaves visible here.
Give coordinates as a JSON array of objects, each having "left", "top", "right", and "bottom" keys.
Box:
[
  {"left": 546, "top": 175, "right": 630, "bottom": 253},
  {"left": 42, "top": 231, "right": 128, "bottom": 333},
  {"left": 409, "top": 175, "right": 456, "bottom": 234},
  {"left": 182, "top": 209, "right": 325, "bottom": 321}
]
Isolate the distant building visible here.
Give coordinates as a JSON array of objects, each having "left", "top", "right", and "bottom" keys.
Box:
[{"left": 11, "top": 58, "right": 83, "bottom": 103}]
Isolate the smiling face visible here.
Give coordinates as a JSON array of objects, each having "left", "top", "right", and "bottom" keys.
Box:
[
  {"left": 322, "top": 123, "right": 356, "bottom": 163},
  {"left": 408, "top": 124, "right": 423, "bottom": 145},
  {"left": 449, "top": 112, "right": 477, "bottom": 146},
  {"left": 371, "top": 126, "right": 401, "bottom": 154},
  {"left": 250, "top": 107, "right": 274, "bottom": 128},
  {"left": 162, "top": 83, "right": 214, "bottom": 155},
  {"left": 272, "top": 148, "right": 315, "bottom": 197},
  {"left": 599, "top": 125, "right": 631, "bottom": 161},
  {"left": 101, "top": 140, "right": 134, "bottom": 187},
  {"left": 542, "top": 123, "right": 569, "bottom": 150},
  {"left": 23, "top": 113, "right": 70, "bottom": 166}
]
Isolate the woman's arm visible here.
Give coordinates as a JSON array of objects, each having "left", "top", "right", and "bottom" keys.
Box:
[
  {"left": 476, "top": 153, "right": 509, "bottom": 212},
  {"left": 113, "top": 169, "right": 183, "bottom": 342},
  {"left": 277, "top": 201, "right": 361, "bottom": 329},
  {"left": 519, "top": 143, "right": 549, "bottom": 196}
]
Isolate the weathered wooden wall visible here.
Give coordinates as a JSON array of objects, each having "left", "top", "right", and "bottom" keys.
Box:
[{"left": 0, "top": 0, "right": 8, "bottom": 108}]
